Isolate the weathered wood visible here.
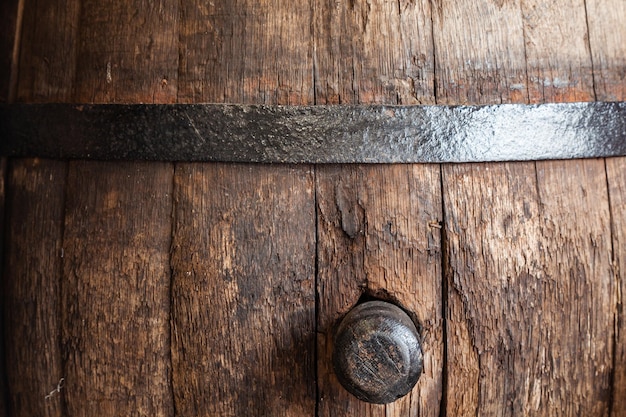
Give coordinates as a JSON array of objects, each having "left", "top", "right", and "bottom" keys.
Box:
[
  {"left": 15, "top": 0, "right": 80, "bottom": 102},
  {"left": 170, "top": 163, "right": 316, "bottom": 416},
  {"left": 607, "top": 157, "right": 626, "bottom": 417},
  {"left": 0, "top": 0, "right": 21, "bottom": 102},
  {"left": 586, "top": 0, "right": 626, "bottom": 101},
  {"left": 443, "top": 160, "right": 615, "bottom": 416},
  {"left": 521, "top": 0, "right": 595, "bottom": 103},
  {"left": 73, "top": 0, "right": 178, "bottom": 103},
  {"left": 432, "top": 0, "right": 596, "bottom": 105},
  {"left": 0, "top": 157, "right": 7, "bottom": 417},
  {"left": 438, "top": 2, "right": 610, "bottom": 414},
  {"left": 431, "top": 0, "right": 527, "bottom": 104},
  {"left": 8, "top": 3, "right": 180, "bottom": 417},
  {"left": 178, "top": 0, "right": 313, "bottom": 104},
  {"left": 316, "top": 164, "right": 443, "bottom": 416},
  {"left": 3, "top": 0, "right": 626, "bottom": 416},
  {"left": 3, "top": 159, "right": 66, "bottom": 417},
  {"left": 175, "top": 3, "right": 317, "bottom": 415},
  {"left": 313, "top": 0, "right": 434, "bottom": 104},
  {"left": 3, "top": 1, "right": 74, "bottom": 414},
  {"left": 61, "top": 162, "right": 174, "bottom": 417}
]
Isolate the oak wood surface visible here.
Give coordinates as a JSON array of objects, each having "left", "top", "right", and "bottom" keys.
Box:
[
  {"left": 74, "top": 0, "right": 179, "bottom": 103},
  {"left": 316, "top": 164, "right": 443, "bottom": 416},
  {"left": 607, "top": 157, "right": 626, "bottom": 417},
  {"left": 2, "top": 0, "right": 626, "bottom": 415},
  {"left": 436, "top": 1, "right": 619, "bottom": 415},
  {"left": 443, "top": 160, "right": 615, "bottom": 416},
  {"left": 3, "top": 159, "right": 67, "bottom": 417},
  {"left": 174, "top": 2, "right": 318, "bottom": 416},
  {"left": 170, "top": 164, "right": 316, "bottom": 416},
  {"left": 61, "top": 162, "right": 174, "bottom": 417},
  {"left": 5, "top": 2, "right": 180, "bottom": 417},
  {"left": 178, "top": 0, "right": 313, "bottom": 104},
  {"left": 313, "top": 0, "right": 434, "bottom": 104},
  {"left": 59, "top": 2, "right": 178, "bottom": 415},
  {"left": 521, "top": 0, "right": 595, "bottom": 103},
  {"left": 15, "top": 0, "right": 80, "bottom": 103},
  {"left": 587, "top": 17, "right": 626, "bottom": 409},
  {"left": 0, "top": 0, "right": 21, "bottom": 102},
  {"left": 3, "top": 2, "right": 74, "bottom": 413},
  {"left": 585, "top": 0, "right": 626, "bottom": 101},
  {"left": 431, "top": 0, "right": 527, "bottom": 104}
]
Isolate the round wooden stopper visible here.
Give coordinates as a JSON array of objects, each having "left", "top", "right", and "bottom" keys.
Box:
[{"left": 332, "top": 300, "right": 423, "bottom": 404}]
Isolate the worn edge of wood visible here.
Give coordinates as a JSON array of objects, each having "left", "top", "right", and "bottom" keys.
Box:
[
  {"left": 0, "top": 0, "right": 23, "bottom": 103},
  {"left": 1, "top": 102, "right": 625, "bottom": 163},
  {"left": 607, "top": 157, "right": 626, "bottom": 416},
  {"left": 0, "top": 158, "right": 8, "bottom": 417}
]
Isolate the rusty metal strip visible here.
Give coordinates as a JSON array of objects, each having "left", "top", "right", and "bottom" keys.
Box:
[{"left": 1, "top": 102, "right": 625, "bottom": 162}]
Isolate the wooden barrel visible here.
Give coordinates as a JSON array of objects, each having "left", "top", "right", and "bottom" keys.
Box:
[{"left": 1, "top": 0, "right": 624, "bottom": 416}]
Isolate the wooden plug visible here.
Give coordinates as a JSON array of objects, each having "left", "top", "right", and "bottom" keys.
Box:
[{"left": 332, "top": 300, "right": 423, "bottom": 404}]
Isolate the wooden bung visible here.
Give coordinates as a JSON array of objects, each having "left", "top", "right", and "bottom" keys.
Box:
[{"left": 332, "top": 301, "right": 423, "bottom": 404}]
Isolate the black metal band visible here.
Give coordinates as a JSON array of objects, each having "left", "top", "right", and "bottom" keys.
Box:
[{"left": 1, "top": 102, "right": 625, "bottom": 163}]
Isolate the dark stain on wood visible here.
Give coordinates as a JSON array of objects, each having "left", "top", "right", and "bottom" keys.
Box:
[
  {"left": 170, "top": 164, "right": 316, "bottom": 416},
  {"left": 3, "top": 159, "right": 66, "bottom": 417}
]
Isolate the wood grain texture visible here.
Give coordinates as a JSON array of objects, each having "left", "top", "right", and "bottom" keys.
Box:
[
  {"left": 431, "top": 0, "right": 527, "bottom": 105},
  {"left": 313, "top": 0, "right": 434, "bottom": 105},
  {"left": 607, "top": 157, "right": 626, "bottom": 417},
  {"left": 3, "top": 0, "right": 626, "bottom": 415},
  {"left": 432, "top": 0, "right": 596, "bottom": 105},
  {"left": 15, "top": 0, "right": 80, "bottom": 102},
  {"left": 0, "top": 158, "right": 6, "bottom": 417},
  {"left": 61, "top": 162, "right": 174, "bottom": 417},
  {"left": 3, "top": 159, "right": 67, "bottom": 417},
  {"left": 170, "top": 164, "right": 316, "bottom": 416},
  {"left": 443, "top": 160, "right": 615, "bottom": 416},
  {"left": 5, "top": 2, "right": 73, "bottom": 416},
  {"left": 178, "top": 0, "right": 313, "bottom": 104},
  {"left": 0, "top": 0, "right": 21, "bottom": 102},
  {"left": 586, "top": 0, "right": 626, "bottom": 101},
  {"left": 74, "top": 0, "right": 178, "bottom": 103},
  {"left": 521, "top": 0, "right": 595, "bottom": 103},
  {"left": 316, "top": 165, "right": 443, "bottom": 416}
]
